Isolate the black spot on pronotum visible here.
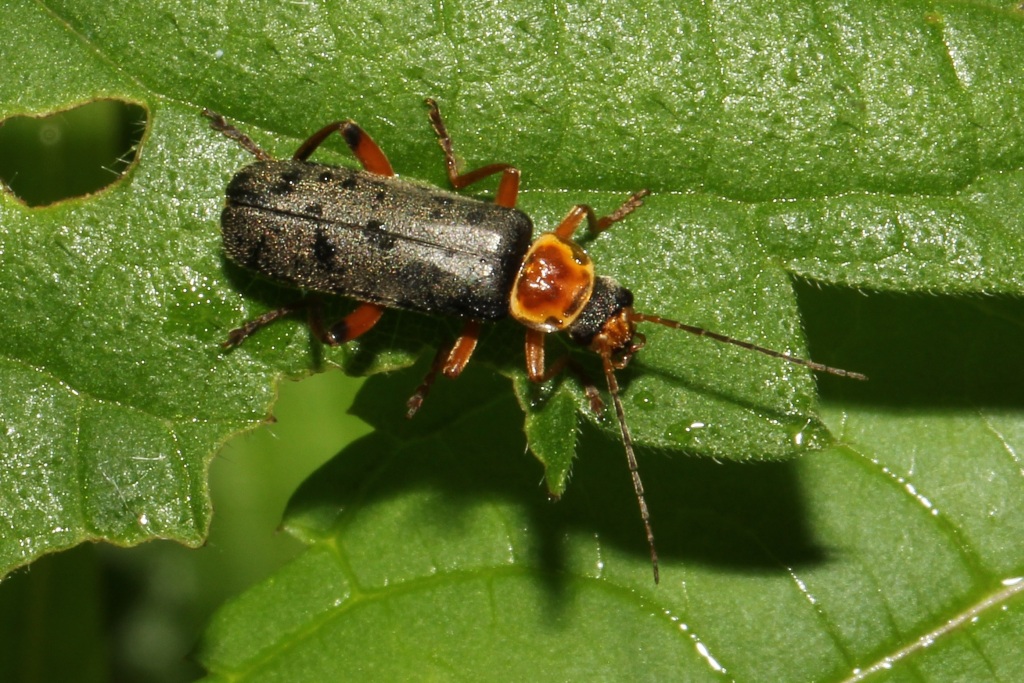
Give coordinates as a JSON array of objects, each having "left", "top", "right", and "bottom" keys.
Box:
[
  {"left": 466, "top": 209, "right": 486, "bottom": 225},
  {"left": 341, "top": 176, "right": 357, "bottom": 190},
  {"left": 0, "top": 99, "right": 148, "bottom": 207},
  {"left": 318, "top": 170, "right": 333, "bottom": 183}
]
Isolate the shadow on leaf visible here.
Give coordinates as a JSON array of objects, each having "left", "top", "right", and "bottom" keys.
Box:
[
  {"left": 284, "top": 361, "right": 828, "bottom": 593},
  {"left": 798, "top": 282, "right": 1024, "bottom": 408}
]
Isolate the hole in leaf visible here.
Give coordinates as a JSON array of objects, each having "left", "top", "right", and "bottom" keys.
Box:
[{"left": 0, "top": 99, "right": 148, "bottom": 207}]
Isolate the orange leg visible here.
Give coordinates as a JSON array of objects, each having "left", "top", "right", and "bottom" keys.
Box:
[
  {"left": 202, "top": 108, "right": 395, "bottom": 175},
  {"left": 292, "top": 120, "right": 395, "bottom": 176},
  {"left": 524, "top": 329, "right": 603, "bottom": 413},
  {"left": 406, "top": 320, "right": 483, "bottom": 417},
  {"left": 441, "top": 320, "right": 482, "bottom": 378},
  {"left": 425, "top": 98, "right": 521, "bottom": 208},
  {"left": 312, "top": 302, "right": 385, "bottom": 345},
  {"left": 552, "top": 190, "right": 651, "bottom": 241},
  {"left": 524, "top": 328, "right": 547, "bottom": 382},
  {"left": 225, "top": 300, "right": 384, "bottom": 348}
]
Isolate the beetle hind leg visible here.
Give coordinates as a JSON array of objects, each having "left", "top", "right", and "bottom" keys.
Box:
[
  {"left": 315, "top": 302, "right": 385, "bottom": 345},
  {"left": 222, "top": 301, "right": 309, "bottom": 348},
  {"left": 292, "top": 120, "right": 395, "bottom": 176},
  {"left": 202, "top": 109, "right": 273, "bottom": 161},
  {"left": 223, "top": 299, "right": 384, "bottom": 348}
]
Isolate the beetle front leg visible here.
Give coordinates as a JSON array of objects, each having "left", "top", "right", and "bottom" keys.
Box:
[
  {"left": 425, "top": 99, "right": 521, "bottom": 208},
  {"left": 552, "top": 190, "right": 651, "bottom": 241},
  {"left": 525, "top": 329, "right": 604, "bottom": 413}
]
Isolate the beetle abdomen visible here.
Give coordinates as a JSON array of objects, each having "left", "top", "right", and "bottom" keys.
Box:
[{"left": 222, "top": 159, "right": 533, "bottom": 320}]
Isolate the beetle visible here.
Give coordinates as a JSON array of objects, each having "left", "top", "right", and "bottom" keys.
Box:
[{"left": 203, "top": 101, "right": 865, "bottom": 583}]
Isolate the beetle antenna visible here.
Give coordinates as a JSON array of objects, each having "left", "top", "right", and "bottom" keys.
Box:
[
  {"left": 601, "top": 352, "right": 660, "bottom": 584},
  {"left": 632, "top": 313, "right": 867, "bottom": 380}
]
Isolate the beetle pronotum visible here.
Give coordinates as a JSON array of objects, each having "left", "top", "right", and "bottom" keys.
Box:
[{"left": 204, "top": 101, "right": 865, "bottom": 583}]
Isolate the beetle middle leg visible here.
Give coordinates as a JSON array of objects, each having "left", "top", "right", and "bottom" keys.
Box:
[
  {"left": 425, "top": 98, "right": 521, "bottom": 208},
  {"left": 406, "top": 320, "right": 482, "bottom": 418}
]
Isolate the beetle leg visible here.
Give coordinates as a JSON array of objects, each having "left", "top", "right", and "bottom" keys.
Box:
[
  {"left": 222, "top": 301, "right": 309, "bottom": 348},
  {"left": 552, "top": 190, "right": 651, "bottom": 241},
  {"left": 314, "top": 302, "right": 385, "bottom": 345},
  {"left": 524, "top": 328, "right": 548, "bottom": 381},
  {"left": 202, "top": 109, "right": 273, "bottom": 161},
  {"left": 292, "top": 121, "right": 396, "bottom": 177},
  {"left": 441, "top": 320, "right": 482, "bottom": 378},
  {"left": 225, "top": 299, "right": 385, "bottom": 348},
  {"left": 406, "top": 346, "right": 445, "bottom": 418},
  {"left": 551, "top": 206, "right": 590, "bottom": 242},
  {"left": 525, "top": 329, "right": 604, "bottom": 413},
  {"left": 406, "top": 320, "right": 482, "bottom": 417},
  {"left": 425, "top": 98, "right": 521, "bottom": 208}
]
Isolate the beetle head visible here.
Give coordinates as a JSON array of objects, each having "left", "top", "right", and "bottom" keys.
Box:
[{"left": 566, "top": 276, "right": 640, "bottom": 363}]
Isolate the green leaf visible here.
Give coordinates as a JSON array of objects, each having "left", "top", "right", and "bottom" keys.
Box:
[
  {"left": 2, "top": 2, "right": 1024, "bottom": 679},
  {"left": 197, "top": 325, "right": 1024, "bottom": 679}
]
